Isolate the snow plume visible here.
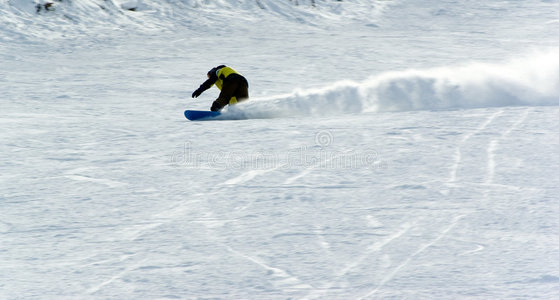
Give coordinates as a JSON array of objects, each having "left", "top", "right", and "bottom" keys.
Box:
[{"left": 226, "top": 51, "right": 559, "bottom": 119}]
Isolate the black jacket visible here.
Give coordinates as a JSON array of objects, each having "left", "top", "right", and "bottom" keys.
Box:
[{"left": 195, "top": 65, "right": 248, "bottom": 95}]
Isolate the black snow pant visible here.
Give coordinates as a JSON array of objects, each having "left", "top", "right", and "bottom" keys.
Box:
[{"left": 211, "top": 75, "right": 249, "bottom": 111}]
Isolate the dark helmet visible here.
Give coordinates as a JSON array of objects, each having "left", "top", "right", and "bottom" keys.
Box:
[{"left": 207, "top": 65, "right": 226, "bottom": 77}]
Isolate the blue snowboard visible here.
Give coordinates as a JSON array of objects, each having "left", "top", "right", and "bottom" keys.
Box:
[{"left": 184, "top": 110, "right": 221, "bottom": 121}]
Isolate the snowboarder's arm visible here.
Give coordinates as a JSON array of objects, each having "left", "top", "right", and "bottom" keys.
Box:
[{"left": 192, "top": 76, "right": 217, "bottom": 98}]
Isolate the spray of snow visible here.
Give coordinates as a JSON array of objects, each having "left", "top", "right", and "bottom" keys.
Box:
[{"left": 224, "top": 51, "right": 559, "bottom": 119}]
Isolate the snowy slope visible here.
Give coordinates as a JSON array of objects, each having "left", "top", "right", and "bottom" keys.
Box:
[
  {"left": 0, "top": 0, "right": 390, "bottom": 40},
  {"left": 2, "top": 0, "right": 559, "bottom": 299}
]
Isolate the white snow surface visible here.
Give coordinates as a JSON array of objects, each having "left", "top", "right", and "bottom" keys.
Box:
[{"left": 2, "top": 0, "right": 559, "bottom": 298}]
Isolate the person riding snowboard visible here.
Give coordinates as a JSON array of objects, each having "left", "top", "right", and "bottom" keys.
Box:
[{"left": 192, "top": 65, "right": 249, "bottom": 111}]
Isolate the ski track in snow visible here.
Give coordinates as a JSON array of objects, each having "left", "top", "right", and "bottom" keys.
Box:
[
  {"left": 222, "top": 166, "right": 283, "bottom": 185},
  {"left": 359, "top": 214, "right": 467, "bottom": 299},
  {"left": 359, "top": 108, "right": 531, "bottom": 298},
  {"left": 83, "top": 191, "right": 224, "bottom": 294},
  {"left": 458, "top": 243, "right": 486, "bottom": 257},
  {"left": 224, "top": 244, "right": 314, "bottom": 291},
  {"left": 485, "top": 109, "right": 530, "bottom": 186},
  {"left": 86, "top": 255, "right": 146, "bottom": 295},
  {"left": 283, "top": 151, "right": 349, "bottom": 185},
  {"left": 64, "top": 174, "right": 127, "bottom": 188},
  {"left": 447, "top": 110, "right": 503, "bottom": 185},
  {"left": 305, "top": 223, "right": 412, "bottom": 299}
]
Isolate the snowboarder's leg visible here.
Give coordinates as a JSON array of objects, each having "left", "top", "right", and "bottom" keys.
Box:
[
  {"left": 211, "top": 80, "right": 238, "bottom": 111},
  {"left": 211, "top": 76, "right": 249, "bottom": 111},
  {"left": 234, "top": 80, "right": 249, "bottom": 103}
]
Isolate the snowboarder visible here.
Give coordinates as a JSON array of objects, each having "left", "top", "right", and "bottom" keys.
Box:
[{"left": 191, "top": 65, "right": 249, "bottom": 111}]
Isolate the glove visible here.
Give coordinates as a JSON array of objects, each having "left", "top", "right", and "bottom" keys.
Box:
[
  {"left": 192, "top": 88, "right": 202, "bottom": 98},
  {"left": 210, "top": 101, "right": 224, "bottom": 112}
]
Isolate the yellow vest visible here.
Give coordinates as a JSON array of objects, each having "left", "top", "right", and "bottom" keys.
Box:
[{"left": 214, "top": 66, "right": 242, "bottom": 104}]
